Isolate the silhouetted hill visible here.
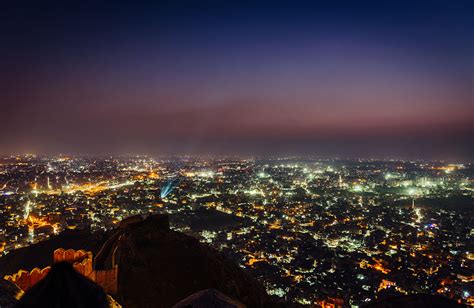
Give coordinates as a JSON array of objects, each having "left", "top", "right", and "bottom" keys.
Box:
[
  {"left": 15, "top": 262, "right": 109, "bottom": 308},
  {"left": 172, "top": 288, "right": 245, "bottom": 308},
  {"left": 103, "top": 215, "right": 271, "bottom": 307}
]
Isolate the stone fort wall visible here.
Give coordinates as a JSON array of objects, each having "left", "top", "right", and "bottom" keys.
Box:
[
  {"left": 4, "top": 267, "right": 51, "bottom": 291},
  {"left": 95, "top": 266, "right": 119, "bottom": 295},
  {"left": 4, "top": 248, "right": 118, "bottom": 295}
]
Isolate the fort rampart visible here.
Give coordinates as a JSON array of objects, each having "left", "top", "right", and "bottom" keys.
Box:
[{"left": 4, "top": 248, "right": 118, "bottom": 295}]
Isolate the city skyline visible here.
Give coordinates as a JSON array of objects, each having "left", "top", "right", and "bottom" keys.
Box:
[{"left": 0, "top": 155, "right": 472, "bottom": 306}]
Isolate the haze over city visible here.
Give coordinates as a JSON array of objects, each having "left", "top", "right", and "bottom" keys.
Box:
[{"left": 1, "top": 1, "right": 472, "bottom": 159}]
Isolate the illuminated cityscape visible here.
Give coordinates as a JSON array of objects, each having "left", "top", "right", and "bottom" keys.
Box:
[
  {"left": 1, "top": 155, "right": 472, "bottom": 306},
  {"left": 1, "top": 0, "right": 473, "bottom": 306}
]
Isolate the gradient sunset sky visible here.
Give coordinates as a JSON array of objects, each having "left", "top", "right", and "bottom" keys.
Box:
[{"left": 1, "top": 1, "right": 473, "bottom": 159}]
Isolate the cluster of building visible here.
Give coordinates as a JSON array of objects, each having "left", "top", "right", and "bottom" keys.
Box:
[{"left": 0, "top": 155, "right": 472, "bottom": 306}]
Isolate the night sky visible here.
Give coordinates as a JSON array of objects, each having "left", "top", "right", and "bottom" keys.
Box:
[{"left": 1, "top": 1, "right": 473, "bottom": 159}]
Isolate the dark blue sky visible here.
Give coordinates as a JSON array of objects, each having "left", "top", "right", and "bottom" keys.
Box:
[{"left": 1, "top": 1, "right": 473, "bottom": 159}]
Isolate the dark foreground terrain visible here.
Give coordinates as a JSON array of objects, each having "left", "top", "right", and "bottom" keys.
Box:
[{"left": 0, "top": 214, "right": 464, "bottom": 308}]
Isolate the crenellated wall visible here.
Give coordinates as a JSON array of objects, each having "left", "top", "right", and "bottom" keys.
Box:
[
  {"left": 4, "top": 248, "right": 117, "bottom": 295},
  {"left": 4, "top": 267, "right": 51, "bottom": 291},
  {"left": 53, "top": 248, "right": 94, "bottom": 278}
]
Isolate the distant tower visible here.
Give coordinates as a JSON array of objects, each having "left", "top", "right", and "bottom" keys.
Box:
[
  {"left": 411, "top": 199, "right": 415, "bottom": 209},
  {"left": 338, "top": 175, "right": 343, "bottom": 188}
]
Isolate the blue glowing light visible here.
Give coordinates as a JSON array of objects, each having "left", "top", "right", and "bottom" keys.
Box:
[{"left": 160, "top": 178, "right": 179, "bottom": 198}]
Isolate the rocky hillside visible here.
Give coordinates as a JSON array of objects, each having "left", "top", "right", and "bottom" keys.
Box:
[
  {"left": 103, "top": 214, "right": 271, "bottom": 307},
  {"left": 0, "top": 215, "right": 274, "bottom": 307}
]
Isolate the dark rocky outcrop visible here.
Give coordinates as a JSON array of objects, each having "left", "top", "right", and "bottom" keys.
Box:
[
  {"left": 172, "top": 288, "right": 245, "bottom": 308},
  {"left": 104, "top": 214, "right": 270, "bottom": 308},
  {"left": 15, "top": 262, "right": 109, "bottom": 308}
]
